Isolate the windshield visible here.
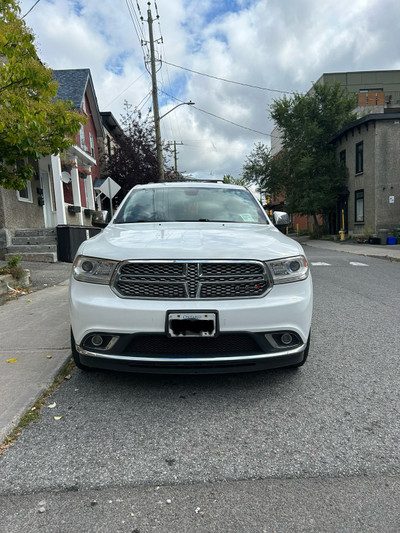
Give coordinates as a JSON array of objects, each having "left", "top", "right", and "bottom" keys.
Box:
[{"left": 114, "top": 187, "right": 268, "bottom": 224}]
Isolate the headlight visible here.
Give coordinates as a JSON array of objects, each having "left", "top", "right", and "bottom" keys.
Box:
[
  {"left": 266, "top": 255, "right": 309, "bottom": 284},
  {"left": 73, "top": 256, "right": 118, "bottom": 284}
]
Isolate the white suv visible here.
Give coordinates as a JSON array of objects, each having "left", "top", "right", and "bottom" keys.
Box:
[{"left": 70, "top": 182, "right": 312, "bottom": 374}]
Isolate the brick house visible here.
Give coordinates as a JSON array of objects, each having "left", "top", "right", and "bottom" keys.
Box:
[
  {"left": 270, "top": 70, "right": 400, "bottom": 236},
  {"left": 0, "top": 68, "right": 104, "bottom": 261},
  {"left": 48, "top": 68, "right": 103, "bottom": 226},
  {"left": 94, "top": 111, "right": 125, "bottom": 212}
]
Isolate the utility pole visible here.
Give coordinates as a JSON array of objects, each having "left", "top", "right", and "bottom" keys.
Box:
[
  {"left": 146, "top": 5, "right": 164, "bottom": 181},
  {"left": 167, "top": 141, "right": 184, "bottom": 175}
]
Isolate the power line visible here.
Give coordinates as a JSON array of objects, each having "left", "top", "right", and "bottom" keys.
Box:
[
  {"left": 154, "top": 7, "right": 185, "bottom": 142},
  {"left": 125, "top": 0, "right": 146, "bottom": 48},
  {"left": 104, "top": 71, "right": 147, "bottom": 107},
  {"left": 22, "top": 0, "right": 42, "bottom": 18},
  {"left": 193, "top": 106, "right": 270, "bottom": 137},
  {"left": 159, "top": 90, "right": 270, "bottom": 137},
  {"left": 161, "top": 60, "right": 295, "bottom": 95},
  {"left": 136, "top": 90, "right": 152, "bottom": 112}
]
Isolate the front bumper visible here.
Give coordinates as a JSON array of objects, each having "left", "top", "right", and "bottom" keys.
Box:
[{"left": 70, "top": 275, "right": 313, "bottom": 374}]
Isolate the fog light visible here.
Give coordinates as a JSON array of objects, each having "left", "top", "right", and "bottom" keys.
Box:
[
  {"left": 281, "top": 333, "right": 293, "bottom": 345},
  {"left": 91, "top": 335, "right": 103, "bottom": 347}
]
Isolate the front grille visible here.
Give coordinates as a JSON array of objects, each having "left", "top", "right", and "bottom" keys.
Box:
[{"left": 113, "top": 260, "right": 270, "bottom": 299}]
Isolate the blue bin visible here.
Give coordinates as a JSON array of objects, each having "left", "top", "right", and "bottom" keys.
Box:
[{"left": 387, "top": 236, "right": 396, "bottom": 245}]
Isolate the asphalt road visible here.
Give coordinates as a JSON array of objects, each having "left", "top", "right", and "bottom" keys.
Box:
[{"left": 0, "top": 246, "right": 399, "bottom": 532}]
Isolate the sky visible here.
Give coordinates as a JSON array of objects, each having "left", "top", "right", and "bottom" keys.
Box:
[{"left": 18, "top": 0, "right": 400, "bottom": 180}]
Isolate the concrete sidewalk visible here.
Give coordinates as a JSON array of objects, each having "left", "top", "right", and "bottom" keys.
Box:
[{"left": 0, "top": 280, "right": 71, "bottom": 442}]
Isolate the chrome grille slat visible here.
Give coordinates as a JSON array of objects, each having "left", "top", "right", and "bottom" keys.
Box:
[{"left": 113, "top": 261, "right": 270, "bottom": 299}]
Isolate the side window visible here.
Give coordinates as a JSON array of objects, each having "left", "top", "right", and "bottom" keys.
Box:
[
  {"left": 355, "top": 142, "right": 363, "bottom": 174},
  {"left": 89, "top": 133, "right": 95, "bottom": 158},
  {"left": 80, "top": 126, "right": 86, "bottom": 150},
  {"left": 355, "top": 189, "right": 364, "bottom": 222},
  {"left": 339, "top": 149, "right": 346, "bottom": 167},
  {"left": 17, "top": 181, "right": 33, "bottom": 203}
]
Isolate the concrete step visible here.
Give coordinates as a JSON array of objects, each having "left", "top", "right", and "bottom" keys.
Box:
[
  {"left": 12, "top": 235, "right": 58, "bottom": 245},
  {"left": 7, "top": 229, "right": 58, "bottom": 263},
  {"left": 4, "top": 252, "right": 57, "bottom": 263},
  {"left": 7, "top": 244, "right": 57, "bottom": 254},
  {"left": 14, "top": 228, "right": 57, "bottom": 238}
]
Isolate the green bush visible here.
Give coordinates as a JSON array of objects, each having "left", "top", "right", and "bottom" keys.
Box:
[{"left": 0, "top": 255, "right": 24, "bottom": 280}]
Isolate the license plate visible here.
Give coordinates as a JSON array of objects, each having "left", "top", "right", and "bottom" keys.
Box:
[{"left": 167, "top": 312, "right": 217, "bottom": 337}]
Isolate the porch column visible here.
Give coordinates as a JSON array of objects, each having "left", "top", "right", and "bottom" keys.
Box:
[
  {"left": 50, "top": 155, "right": 66, "bottom": 225},
  {"left": 70, "top": 157, "right": 84, "bottom": 225},
  {"left": 85, "top": 168, "right": 96, "bottom": 210}
]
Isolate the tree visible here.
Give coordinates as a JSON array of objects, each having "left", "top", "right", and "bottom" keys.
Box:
[
  {"left": 0, "top": 0, "right": 84, "bottom": 190},
  {"left": 268, "top": 82, "right": 356, "bottom": 232},
  {"left": 102, "top": 104, "right": 172, "bottom": 205},
  {"left": 242, "top": 143, "right": 272, "bottom": 190},
  {"left": 222, "top": 174, "right": 252, "bottom": 186}
]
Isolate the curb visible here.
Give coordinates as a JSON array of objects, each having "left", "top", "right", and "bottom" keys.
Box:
[{"left": 0, "top": 270, "right": 31, "bottom": 296}]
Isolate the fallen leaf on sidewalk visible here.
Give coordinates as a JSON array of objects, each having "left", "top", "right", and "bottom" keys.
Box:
[
  {"left": 64, "top": 374, "right": 71, "bottom": 380},
  {"left": 48, "top": 402, "right": 56, "bottom": 409},
  {"left": 26, "top": 299, "right": 32, "bottom": 302},
  {"left": 53, "top": 416, "right": 62, "bottom": 421},
  {"left": 6, "top": 358, "right": 18, "bottom": 363},
  {"left": 46, "top": 355, "right": 52, "bottom": 359}
]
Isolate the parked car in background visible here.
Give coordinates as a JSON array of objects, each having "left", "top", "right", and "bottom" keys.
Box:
[{"left": 70, "top": 182, "right": 313, "bottom": 374}]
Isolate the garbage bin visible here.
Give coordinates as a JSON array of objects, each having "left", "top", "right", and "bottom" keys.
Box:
[
  {"left": 377, "top": 229, "right": 389, "bottom": 244},
  {"left": 57, "top": 225, "right": 101, "bottom": 262}
]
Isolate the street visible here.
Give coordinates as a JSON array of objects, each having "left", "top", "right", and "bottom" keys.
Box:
[{"left": 0, "top": 245, "right": 399, "bottom": 532}]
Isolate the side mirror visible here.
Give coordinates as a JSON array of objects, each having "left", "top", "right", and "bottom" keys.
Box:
[
  {"left": 92, "top": 210, "right": 110, "bottom": 228},
  {"left": 272, "top": 211, "right": 290, "bottom": 228}
]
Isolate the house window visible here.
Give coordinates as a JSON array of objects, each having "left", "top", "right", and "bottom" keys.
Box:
[
  {"left": 358, "top": 88, "right": 384, "bottom": 106},
  {"left": 89, "top": 133, "right": 95, "bottom": 158},
  {"left": 355, "top": 190, "right": 364, "bottom": 222},
  {"left": 17, "top": 181, "right": 33, "bottom": 203},
  {"left": 339, "top": 150, "right": 346, "bottom": 167},
  {"left": 355, "top": 142, "right": 363, "bottom": 174},
  {"left": 80, "top": 126, "right": 86, "bottom": 150}
]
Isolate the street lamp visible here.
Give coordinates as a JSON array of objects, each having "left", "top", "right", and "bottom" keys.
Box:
[
  {"left": 159, "top": 101, "right": 195, "bottom": 121},
  {"left": 156, "top": 101, "right": 195, "bottom": 181}
]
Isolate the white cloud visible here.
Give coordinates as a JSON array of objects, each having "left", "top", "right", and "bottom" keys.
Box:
[{"left": 19, "top": 0, "right": 400, "bottom": 179}]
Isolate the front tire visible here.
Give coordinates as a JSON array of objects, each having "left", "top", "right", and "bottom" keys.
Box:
[{"left": 71, "top": 329, "right": 91, "bottom": 371}]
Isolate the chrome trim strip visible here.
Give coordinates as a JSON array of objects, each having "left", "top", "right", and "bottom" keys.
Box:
[{"left": 76, "top": 343, "right": 305, "bottom": 362}]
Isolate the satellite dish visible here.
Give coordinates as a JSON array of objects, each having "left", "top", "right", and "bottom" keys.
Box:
[{"left": 61, "top": 171, "right": 71, "bottom": 183}]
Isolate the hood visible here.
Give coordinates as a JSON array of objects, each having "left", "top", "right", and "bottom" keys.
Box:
[{"left": 78, "top": 222, "right": 304, "bottom": 262}]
